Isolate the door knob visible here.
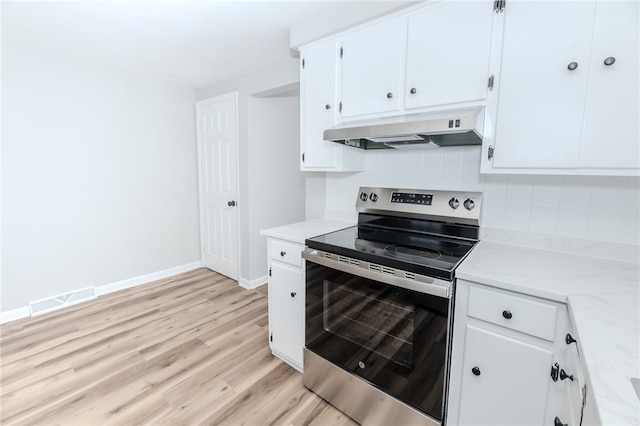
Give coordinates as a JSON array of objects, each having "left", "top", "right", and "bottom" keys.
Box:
[{"left": 228, "top": 200, "right": 236, "bottom": 207}]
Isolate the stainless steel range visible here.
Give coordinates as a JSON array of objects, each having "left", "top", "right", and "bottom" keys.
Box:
[{"left": 303, "top": 187, "right": 481, "bottom": 426}]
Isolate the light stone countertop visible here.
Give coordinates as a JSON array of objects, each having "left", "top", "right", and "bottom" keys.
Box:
[
  {"left": 260, "top": 218, "right": 355, "bottom": 245},
  {"left": 457, "top": 232, "right": 640, "bottom": 425},
  {"left": 567, "top": 292, "right": 639, "bottom": 426}
]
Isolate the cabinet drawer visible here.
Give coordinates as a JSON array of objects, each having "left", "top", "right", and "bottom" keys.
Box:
[
  {"left": 270, "top": 240, "right": 302, "bottom": 267},
  {"left": 467, "top": 286, "right": 558, "bottom": 341}
]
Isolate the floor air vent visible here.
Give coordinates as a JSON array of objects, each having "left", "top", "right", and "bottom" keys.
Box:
[{"left": 29, "top": 286, "right": 97, "bottom": 316}]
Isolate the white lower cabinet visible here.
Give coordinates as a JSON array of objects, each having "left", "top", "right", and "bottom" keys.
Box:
[
  {"left": 455, "top": 325, "right": 553, "bottom": 425},
  {"left": 448, "top": 280, "right": 585, "bottom": 425},
  {"left": 266, "top": 238, "right": 304, "bottom": 372}
]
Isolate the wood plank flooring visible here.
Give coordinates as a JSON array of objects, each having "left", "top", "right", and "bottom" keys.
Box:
[{"left": 0, "top": 268, "right": 358, "bottom": 425}]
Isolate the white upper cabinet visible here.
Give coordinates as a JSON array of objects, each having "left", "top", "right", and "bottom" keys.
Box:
[
  {"left": 404, "top": 0, "right": 494, "bottom": 110},
  {"left": 340, "top": 18, "right": 405, "bottom": 119},
  {"left": 579, "top": 0, "right": 640, "bottom": 169},
  {"left": 299, "top": 39, "right": 364, "bottom": 171},
  {"left": 483, "top": 0, "right": 639, "bottom": 175}
]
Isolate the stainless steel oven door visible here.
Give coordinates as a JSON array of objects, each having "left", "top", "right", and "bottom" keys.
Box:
[{"left": 303, "top": 248, "right": 452, "bottom": 423}]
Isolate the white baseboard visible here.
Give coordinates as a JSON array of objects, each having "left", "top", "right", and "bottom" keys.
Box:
[
  {"left": 0, "top": 307, "right": 31, "bottom": 324},
  {"left": 0, "top": 261, "right": 202, "bottom": 324},
  {"left": 95, "top": 261, "right": 202, "bottom": 296},
  {"left": 239, "top": 275, "right": 268, "bottom": 290}
]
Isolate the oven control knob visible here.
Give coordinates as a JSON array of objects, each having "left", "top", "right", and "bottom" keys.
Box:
[
  {"left": 449, "top": 197, "right": 460, "bottom": 209},
  {"left": 464, "top": 198, "right": 475, "bottom": 211},
  {"left": 369, "top": 193, "right": 379, "bottom": 202},
  {"left": 359, "top": 192, "right": 368, "bottom": 202}
]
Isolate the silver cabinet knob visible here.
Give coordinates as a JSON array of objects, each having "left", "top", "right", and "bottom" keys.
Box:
[
  {"left": 410, "top": 88, "right": 417, "bottom": 94},
  {"left": 386, "top": 92, "right": 393, "bottom": 99},
  {"left": 604, "top": 56, "right": 616, "bottom": 66},
  {"left": 325, "top": 104, "right": 331, "bottom": 110},
  {"left": 567, "top": 62, "right": 578, "bottom": 71}
]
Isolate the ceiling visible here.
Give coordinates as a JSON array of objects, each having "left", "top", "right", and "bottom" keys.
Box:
[{"left": 1, "top": 0, "right": 351, "bottom": 89}]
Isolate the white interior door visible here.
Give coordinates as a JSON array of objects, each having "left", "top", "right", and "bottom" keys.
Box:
[{"left": 196, "top": 93, "right": 239, "bottom": 280}]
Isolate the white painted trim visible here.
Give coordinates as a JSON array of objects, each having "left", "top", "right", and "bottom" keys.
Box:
[
  {"left": 239, "top": 275, "right": 268, "bottom": 290},
  {"left": 95, "top": 261, "right": 201, "bottom": 296},
  {"left": 0, "top": 261, "right": 201, "bottom": 324},
  {"left": 0, "top": 307, "right": 31, "bottom": 324}
]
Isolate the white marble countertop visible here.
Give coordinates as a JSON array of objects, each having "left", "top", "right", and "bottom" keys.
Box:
[
  {"left": 260, "top": 218, "right": 355, "bottom": 245},
  {"left": 457, "top": 233, "right": 640, "bottom": 425},
  {"left": 568, "top": 292, "right": 639, "bottom": 425}
]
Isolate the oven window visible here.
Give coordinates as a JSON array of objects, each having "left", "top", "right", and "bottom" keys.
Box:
[
  {"left": 323, "top": 279, "right": 414, "bottom": 368},
  {"left": 306, "top": 261, "right": 450, "bottom": 421}
]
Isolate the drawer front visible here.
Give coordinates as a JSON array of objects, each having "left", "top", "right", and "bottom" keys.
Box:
[
  {"left": 467, "top": 285, "right": 558, "bottom": 341},
  {"left": 270, "top": 239, "right": 302, "bottom": 267}
]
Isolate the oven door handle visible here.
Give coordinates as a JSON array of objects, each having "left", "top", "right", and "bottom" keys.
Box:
[{"left": 302, "top": 247, "right": 451, "bottom": 299}]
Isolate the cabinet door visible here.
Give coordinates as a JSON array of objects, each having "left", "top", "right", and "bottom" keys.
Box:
[
  {"left": 341, "top": 18, "right": 404, "bottom": 118},
  {"left": 269, "top": 261, "right": 303, "bottom": 367},
  {"left": 457, "top": 325, "right": 553, "bottom": 425},
  {"left": 491, "top": 1, "right": 596, "bottom": 168},
  {"left": 579, "top": 0, "right": 639, "bottom": 169},
  {"left": 405, "top": 0, "right": 493, "bottom": 109},
  {"left": 300, "top": 41, "right": 339, "bottom": 169}
]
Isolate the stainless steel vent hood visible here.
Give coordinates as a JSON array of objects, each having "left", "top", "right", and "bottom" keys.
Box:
[{"left": 323, "top": 107, "right": 484, "bottom": 150}]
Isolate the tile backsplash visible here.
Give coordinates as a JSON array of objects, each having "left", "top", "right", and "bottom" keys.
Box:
[{"left": 324, "top": 147, "right": 640, "bottom": 245}]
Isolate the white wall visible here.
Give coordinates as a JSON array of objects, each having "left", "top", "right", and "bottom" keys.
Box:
[
  {"left": 1, "top": 44, "right": 200, "bottom": 312},
  {"left": 247, "top": 95, "right": 306, "bottom": 281},
  {"left": 323, "top": 147, "right": 640, "bottom": 246}
]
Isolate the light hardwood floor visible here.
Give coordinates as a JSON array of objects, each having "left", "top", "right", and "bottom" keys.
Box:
[{"left": 0, "top": 268, "right": 358, "bottom": 425}]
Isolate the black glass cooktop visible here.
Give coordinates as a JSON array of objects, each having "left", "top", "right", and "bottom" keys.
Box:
[{"left": 306, "top": 224, "right": 477, "bottom": 281}]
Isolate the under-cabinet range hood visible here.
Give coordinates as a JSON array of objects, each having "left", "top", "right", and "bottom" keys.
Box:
[{"left": 323, "top": 107, "right": 484, "bottom": 150}]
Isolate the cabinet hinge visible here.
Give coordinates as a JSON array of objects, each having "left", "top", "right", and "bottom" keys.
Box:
[
  {"left": 302, "top": 58, "right": 305, "bottom": 69},
  {"left": 488, "top": 145, "right": 494, "bottom": 160},
  {"left": 340, "top": 47, "right": 343, "bottom": 59},
  {"left": 269, "top": 267, "right": 272, "bottom": 276},
  {"left": 550, "top": 362, "right": 560, "bottom": 382},
  {"left": 494, "top": 0, "right": 505, "bottom": 13},
  {"left": 339, "top": 102, "right": 343, "bottom": 113},
  {"left": 488, "top": 74, "right": 495, "bottom": 91},
  {"left": 270, "top": 333, "right": 273, "bottom": 342}
]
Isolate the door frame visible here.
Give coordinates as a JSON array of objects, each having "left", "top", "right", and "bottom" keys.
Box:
[{"left": 195, "top": 92, "right": 241, "bottom": 280}]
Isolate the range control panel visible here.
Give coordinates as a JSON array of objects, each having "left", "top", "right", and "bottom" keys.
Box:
[
  {"left": 391, "top": 192, "right": 433, "bottom": 205},
  {"left": 356, "top": 187, "right": 482, "bottom": 225}
]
